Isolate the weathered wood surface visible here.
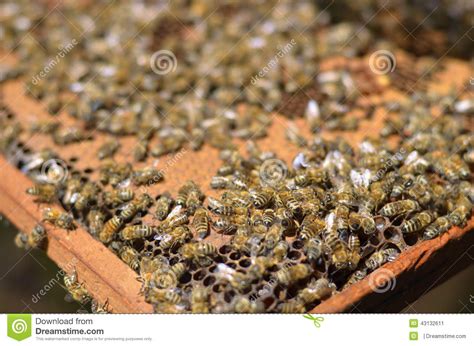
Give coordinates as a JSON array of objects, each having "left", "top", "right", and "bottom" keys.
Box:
[
  {"left": 314, "top": 217, "right": 474, "bottom": 313},
  {"left": 0, "top": 156, "right": 153, "bottom": 313}
]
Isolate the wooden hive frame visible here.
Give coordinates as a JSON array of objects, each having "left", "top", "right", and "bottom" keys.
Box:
[{"left": 0, "top": 49, "right": 473, "bottom": 313}]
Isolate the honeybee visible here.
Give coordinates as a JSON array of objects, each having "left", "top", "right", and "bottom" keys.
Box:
[
  {"left": 192, "top": 208, "right": 210, "bottom": 239},
  {"left": 99, "top": 160, "right": 132, "bottom": 186},
  {"left": 262, "top": 209, "right": 276, "bottom": 227},
  {"left": 210, "top": 176, "right": 231, "bottom": 189},
  {"left": 448, "top": 195, "right": 472, "bottom": 227},
  {"left": 97, "top": 140, "right": 120, "bottom": 160},
  {"left": 63, "top": 270, "right": 89, "bottom": 304},
  {"left": 42, "top": 208, "right": 76, "bottom": 230},
  {"left": 342, "top": 269, "right": 367, "bottom": 290},
  {"left": 449, "top": 205, "right": 470, "bottom": 227},
  {"left": 294, "top": 167, "right": 328, "bottom": 187},
  {"left": 154, "top": 302, "right": 186, "bottom": 313},
  {"left": 272, "top": 241, "right": 289, "bottom": 261},
  {"left": 186, "top": 189, "right": 205, "bottom": 215},
  {"left": 297, "top": 278, "right": 335, "bottom": 304},
  {"left": 279, "top": 300, "right": 306, "bottom": 313},
  {"left": 190, "top": 127, "right": 205, "bottom": 151},
  {"left": 234, "top": 297, "right": 263, "bottom": 313},
  {"left": 14, "top": 224, "right": 46, "bottom": 250},
  {"left": 151, "top": 136, "right": 185, "bottom": 157},
  {"left": 405, "top": 180, "right": 428, "bottom": 204},
  {"left": 176, "top": 180, "right": 199, "bottom": 206},
  {"left": 103, "top": 188, "right": 134, "bottom": 207},
  {"left": 300, "top": 214, "right": 326, "bottom": 240},
  {"left": 191, "top": 285, "right": 210, "bottom": 313},
  {"left": 29, "top": 120, "right": 60, "bottom": 134},
  {"left": 349, "top": 212, "right": 376, "bottom": 235},
  {"left": 137, "top": 255, "right": 169, "bottom": 291},
  {"left": 107, "top": 240, "right": 124, "bottom": 255},
  {"left": 119, "top": 246, "right": 140, "bottom": 271},
  {"left": 250, "top": 188, "right": 274, "bottom": 209},
  {"left": 212, "top": 216, "right": 238, "bottom": 235},
  {"left": 390, "top": 174, "right": 413, "bottom": 199},
  {"left": 91, "top": 299, "right": 111, "bottom": 314},
  {"left": 146, "top": 287, "right": 182, "bottom": 304},
  {"left": 277, "top": 191, "right": 302, "bottom": 216},
  {"left": 62, "top": 175, "right": 82, "bottom": 206},
  {"left": 136, "top": 193, "right": 154, "bottom": 212},
  {"left": 0, "top": 122, "right": 21, "bottom": 151},
  {"left": 286, "top": 122, "right": 307, "bottom": 147},
  {"left": 180, "top": 242, "right": 217, "bottom": 265},
  {"left": 401, "top": 210, "right": 436, "bottom": 234},
  {"left": 207, "top": 197, "right": 238, "bottom": 216},
  {"left": 348, "top": 233, "right": 361, "bottom": 269},
  {"left": 118, "top": 201, "right": 139, "bottom": 222},
  {"left": 132, "top": 166, "right": 163, "bottom": 186},
  {"left": 133, "top": 139, "right": 149, "bottom": 162},
  {"left": 155, "top": 193, "right": 174, "bottom": 221},
  {"left": 334, "top": 204, "right": 351, "bottom": 231},
  {"left": 300, "top": 200, "right": 323, "bottom": 216},
  {"left": 304, "top": 237, "right": 323, "bottom": 262},
  {"left": 99, "top": 215, "right": 123, "bottom": 243},
  {"left": 14, "top": 232, "right": 29, "bottom": 249},
  {"left": 26, "top": 184, "right": 57, "bottom": 203},
  {"left": 120, "top": 224, "right": 156, "bottom": 241},
  {"left": 276, "top": 264, "right": 312, "bottom": 286},
  {"left": 74, "top": 182, "right": 100, "bottom": 211},
  {"left": 380, "top": 200, "right": 420, "bottom": 217},
  {"left": 152, "top": 262, "right": 186, "bottom": 289},
  {"left": 423, "top": 216, "right": 451, "bottom": 240},
  {"left": 157, "top": 226, "right": 192, "bottom": 250},
  {"left": 161, "top": 210, "right": 189, "bottom": 229},
  {"left": 53, "top": 127, "right": 91, "bottom": 145},
  {"left": 264, "top": 224, "right": 283, "bottom": 250},
  {"left": 325, "top": 231, "right": 349, "bottom": 269},
  {"left": 249, "top": 209, "right": 265, "bottom": 226},
  {"left": 222, "top": 190, "right": 252, "bottom": 208},
  {"left": 247, "top": 256, "right": 276, "bottom": 280},
  {"left": 361, "top": 184, "right": 380, "bottom": 210},
  {"left": 216, "top": 263, "right": 253, "bottom": 292},
  {"left": 45, "top": 96, "right": 62, "bottom": 115},
  {"left": 231, "top": 227, "right": 253, "bottom": 253},
  {"left": 435, "top": 155, "right": 470, "bottom": 182},
  {"left": 365, "top": 248, "right": 399, "bottom": 270}
]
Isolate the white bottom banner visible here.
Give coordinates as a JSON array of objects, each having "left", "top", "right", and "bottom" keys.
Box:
[{"left": 1, "top": 314, "right": 473, "bottom": 345}]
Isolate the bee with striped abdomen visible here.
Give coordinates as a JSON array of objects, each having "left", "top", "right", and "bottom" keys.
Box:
[{"left": 401, "top": 210, "right": 436, "bottom": 234}]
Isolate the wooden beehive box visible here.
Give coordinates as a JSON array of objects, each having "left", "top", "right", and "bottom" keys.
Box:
[{"left": 0, "top": 49, "right": 473, "bottom": 313}]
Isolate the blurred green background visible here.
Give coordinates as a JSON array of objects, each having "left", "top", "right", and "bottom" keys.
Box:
[
  {"left": 0, "top": 214, "right": 472, "bottom": 313},
  {"left": 0, "top": 216, "right": 82, "bottom": 313}
]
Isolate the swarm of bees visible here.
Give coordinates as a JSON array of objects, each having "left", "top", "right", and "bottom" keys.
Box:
[
  {"left": 8, "top": 94, "right": 473, "bottom": 312},
  {"left": 1, "top": 1, "right": 473, "bottom": 314}
]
